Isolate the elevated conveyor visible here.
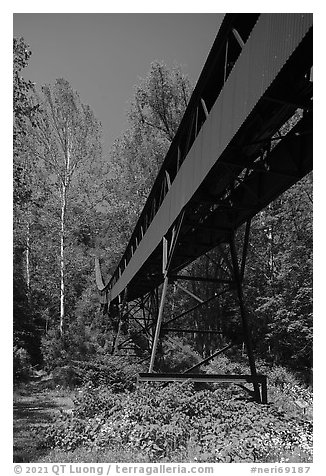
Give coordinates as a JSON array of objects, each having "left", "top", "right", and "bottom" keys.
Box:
[{"left": 97, "top": 14, "right": 313, "bottom": 403}]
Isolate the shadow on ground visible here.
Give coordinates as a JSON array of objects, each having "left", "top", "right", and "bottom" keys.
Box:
[{"left": 13, "top": 378, "right": 74, "bottom": 463}]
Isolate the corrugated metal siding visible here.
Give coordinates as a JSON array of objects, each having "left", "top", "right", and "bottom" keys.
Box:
[{"left": 110, "top": 13, "right": 312, "bottom": 301}]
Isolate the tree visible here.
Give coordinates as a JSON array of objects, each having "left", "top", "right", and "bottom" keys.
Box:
[
  {"left": 130, "top": 61, "right": 192, "bottom": 142},
  {"left": 250, "top": 174, "right": 313, "bottom": 370},
  {"left": 26, "top": 79, "right": 102, "bottom": 337},
  {"left": 13, "top": 37, "right": 43, "bottom": 370},
  {"left": 102, "top": 60, "right": 313, "bottom": 376},
  {"left": 91, "top": 62, "right": 194, "bottom": 359},
  {"left": 105, "top": 62, "right": 192, "bottom": 259},
  {"left": 13, "top": 37, "right": 39, "bottom": 205}
]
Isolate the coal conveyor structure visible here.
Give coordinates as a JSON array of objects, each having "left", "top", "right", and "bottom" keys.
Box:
[{"left": 95, "top": 13, "right": 312, "bottom": 403}]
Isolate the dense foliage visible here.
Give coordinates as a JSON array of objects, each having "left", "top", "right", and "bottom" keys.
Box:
[
  {"left": 13, "top": 37, "right": 312, "bottom": 416},
  {"left": 13, "top": 35, "right": 313, "bottom": 466},
  {"left": 40, "top": 378, "right": 312, "bottom": 463},
  {"left": 13, "top": 38, "right": 42, "bottom": 376},
  {"left": 150, "top": 171, "right": 312, "bottom": 375},
  {"left": 13, "top": 40, "right": 312, "bottom": 373}
]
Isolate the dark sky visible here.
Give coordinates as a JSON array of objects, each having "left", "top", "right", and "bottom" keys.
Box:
[{"left": 13, "top": 13, "right": 224, "bottom": 154}]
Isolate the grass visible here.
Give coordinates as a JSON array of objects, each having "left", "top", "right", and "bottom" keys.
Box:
[
  {"left": 36, "top": 447, "right": 152, "bottom": 463},
  {"left": 13, "top": 377, "right": 74, "bottom": 462}
]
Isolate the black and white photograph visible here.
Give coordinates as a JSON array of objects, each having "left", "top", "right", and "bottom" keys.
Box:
[{"left": 11, "top": 6, "right": 314, "bottom": 469}]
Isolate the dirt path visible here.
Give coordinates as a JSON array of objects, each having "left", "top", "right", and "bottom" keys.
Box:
[{"left": 13, "top": 378, "right": 74, "bottom": 462}]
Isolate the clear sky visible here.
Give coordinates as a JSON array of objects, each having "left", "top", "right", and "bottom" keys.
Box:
[{"left": 13, "top": 13, "right": 223, "bottom": 155}]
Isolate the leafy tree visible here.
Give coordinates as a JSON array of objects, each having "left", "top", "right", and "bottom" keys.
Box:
[
  {"left": 13, "top": 37, "right": 43, "bottom": 370},
  {"left": 12, "top": 49, "right": 312, "bottom": 381},
  {"left": 96, "top": 62, "right": 192, "bottom": 356},
  {"left": 94, "top": 62, "right": 193, "bottom": 292},
  {"left": 130, "top": 61, "right": 192, "bottom": 142},
  {"left": 175, "top": 174, "right": 312, "bottom": 372},
  {"left": 25, "top": 78, "right": 102, "bottom": 337},
  {"left": 248, "top": 174, "right": 313, "bottom": 370},
  {"left": 13, "top": 37, "right": 39, "bottom": 205},
  {"left": 109, "top": 63, "right": 313, "bottom": 374}
]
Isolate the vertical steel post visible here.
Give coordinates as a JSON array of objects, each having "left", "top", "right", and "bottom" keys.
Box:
[
  {"left": 149, "top": 276, "right": 169, "bottom": 372},
  {"left": 229, "top": 233, "right": 261, "bottom": 403},
  {"left": 241, "top": 219, "right": 251, "bottom": 280},
  {"left": 112, "top": 287, "right": 128, "bottom": 355},
  {"left": 149, "top": 237, "right": 169, "bottom": 372},
  {"left": 261, "top": 375, "right": 268, "bottom": 404},
  {"left": 148, "top": 212, "right": 185, "bottom": 372}
]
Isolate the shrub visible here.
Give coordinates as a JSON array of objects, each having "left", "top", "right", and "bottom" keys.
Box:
[
  {"left": 41, "top": 330, "right": 69, "bottom": 372},
  {"left": 159, "top": 336, "right": 201, "bottom": 372},
  {"left": 41, "top": 382, "right": 313, "bottom": 463},
  {"left": 13, "top": 346, "right": 32, "bottom": 382},
  {"left": 266, "top": 365, "right": 299, "bottom": 388},
  {"left": 52, "top": 365, "right": 81, "bottom": 388},
  {"left": 204, "top": 355, "right": 312, "bottom": 416},
  {"left": 204, "top": 354, "right": 250, "bottom": 375},
  {"left": 73, "top": 355, "right": 146, "bottom": 391},
  {"left": 42, "top": 351, "right": 146, "bottom": 391},
  {"left": 37, "top": 446, "right": 151, "bottom": 463}
]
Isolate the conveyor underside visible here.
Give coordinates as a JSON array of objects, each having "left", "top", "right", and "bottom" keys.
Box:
[{"left": 106, "top": 14, "right": 312, "bottom": 304}]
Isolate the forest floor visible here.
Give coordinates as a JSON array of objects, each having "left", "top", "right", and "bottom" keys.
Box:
[
  {"left": 13, "top": 375, "right": 74, "bottom": 463},
  {"left": 13, "top": 368, "right": 313, "bottom": 464}
]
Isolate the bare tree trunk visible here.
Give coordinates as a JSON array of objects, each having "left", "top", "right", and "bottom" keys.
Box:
[
  {"left": 59, "top": 183, "right": 67, "bottom": 337},
  {"left": 59, "top": 135, "right": 72, "bottom": 338},
  {"left": 25, "top": 219, "right": 31, "bottom": 296}
]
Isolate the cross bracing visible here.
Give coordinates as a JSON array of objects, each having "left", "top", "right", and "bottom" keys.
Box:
[{"left": 96, "top": 13, "right": 313, "bottom": 403}]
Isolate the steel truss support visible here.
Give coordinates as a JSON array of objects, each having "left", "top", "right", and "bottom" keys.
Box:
[
  {"left": 138, "top": 373, "right": 267, "bottom": 403},
  {"left": 111, "top": 287, "right": 128, "bottom": 355},
  {"left": 116, "top": 289, "right": 157, "bottom": 354},
  {"left": 149, "top": 274, "right": 169, "bottom": 371},
  {"left": 149, "top": 211, "right": 185, "bottom": 371},
  {"left": 170, "top": 274, "right": 233, "bottom": 284},
  {"left": 184, "top": 342, "right": 234, "bottom": 373},
  {"left": 110, "top": 215, "right": 265, "bottom": 402},
  {"left": 163, "top": 286, "right": 230, "bottom": 327},
  {"left": 228, "top": 223, "right": 262, "bottom": 403},
  {"left": 140, "top": 219, "right": 267, "bottom": 404},
  {"left": 162, "top": 328, "right": 223, "bottom": 335}
]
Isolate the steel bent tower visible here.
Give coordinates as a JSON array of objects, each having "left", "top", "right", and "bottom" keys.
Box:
[{"left": 96, "top": 14, "right": 313, "bottom": 403}]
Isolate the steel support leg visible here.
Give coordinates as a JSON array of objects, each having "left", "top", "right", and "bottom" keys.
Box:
[
  {"left": 112, "top": 287, "right": 128, "bottom": 355},
  {"left": 229, "top": 232, "right": 261, "bottom": 403},
  {"left": 149, "top": 276, "right": 169, "bottom": 372},
  {"left": 261, "top": 375, "right": 268, "bottom": 404},
  {"left": 184, "top": 342, "right": 234, "bottom": 373},
  {"left": 148, "top": 212, "right": 185, "bottom": 372}
]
